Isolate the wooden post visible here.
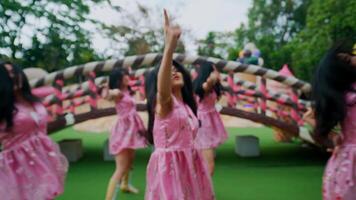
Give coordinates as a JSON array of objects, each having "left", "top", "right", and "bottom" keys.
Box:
[{"left": 259, "top": 78, "right": 267, "bottom": 115}]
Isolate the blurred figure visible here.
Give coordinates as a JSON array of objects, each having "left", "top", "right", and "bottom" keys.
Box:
[
  {"left": 312, "top": 40, "right": 356, "bottom": 200},
  {"left": 0, "top": 61, "right": 68, "bottom": 200},
  {"left": 193, "top": 61, "right": 228, "bottom": 176},
  {"left": 104, "top": 68, "right": 147, "bottom": 200},
  {"left": 239, "top": 49, "right": 259, "bottom": 65}
]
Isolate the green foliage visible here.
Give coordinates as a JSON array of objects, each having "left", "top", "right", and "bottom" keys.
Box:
[
  {"left": 197, "top": 31, "right": 234, "bottom": 59},
  {"left": 222, "top": 0, "right": 356, "bottom": 81},
  {"left": 0, "top": 1, "right": 186, "bottom": 72},
  {"left": 290, "top": 0, "right": 356, "bottom": 80},
  {"left": 2, "top": 0, "right": 355, "bottom": 80},
  {"left": 198, "top": 0, "right": 313, "bottom": 76},
  {"left": 198, "top": 32, "right": 220, "bottom": 58},
  {"left": 238, "top": 0, "right": 311, "bottom": 72},
  {"left": 0, "top": 0, "right": 110, "bottom": 71}
]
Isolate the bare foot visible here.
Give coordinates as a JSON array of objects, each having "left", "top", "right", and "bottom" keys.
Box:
[{"left": 120, "top": 184, "right": 139, "bottom": 194}]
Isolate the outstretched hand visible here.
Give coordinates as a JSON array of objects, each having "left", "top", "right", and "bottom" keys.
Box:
[
  {"left": 100, "top": 85, "right": 109, "bottom": 99},
  {"left": 302, "top": 108, "right": 315, "bottom": 127},
  {"left": 210, "top": 66, "right": 220, "bottom": 82},
  {"left": 163, "top": 9, "right": 181, "bottom": 50},
  {"left": 156, "top": 9, "right": 181, "bottom": 118}
]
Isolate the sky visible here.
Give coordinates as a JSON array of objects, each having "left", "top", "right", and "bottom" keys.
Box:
[{"left": 89, "top": 0, "right": 252, "bottom": 55}]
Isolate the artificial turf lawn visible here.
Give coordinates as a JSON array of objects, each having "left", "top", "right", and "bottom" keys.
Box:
[{"left": 51, "top": 127, "right": 328, "bottom": 200}]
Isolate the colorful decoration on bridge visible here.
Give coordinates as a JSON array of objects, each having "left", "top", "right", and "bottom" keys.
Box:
[{"left": 27, "top": 53, "right": 314, "bottom": 145}]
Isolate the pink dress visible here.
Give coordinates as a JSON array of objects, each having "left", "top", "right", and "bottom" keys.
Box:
[
  {"left": 0, "top": 102, "right": 68, "bottom": 200},
  {"left": 145, "top": 97, "right": 215, "bottom": 200},
  {"left": 110, "top": 91, "right": 147, "bottom": 155},
  {"left": 195, "top": 92, "right": 228, "bottom": 149},
  {"left": 323, "top": 83, "right": 356, "bottom": 200}
]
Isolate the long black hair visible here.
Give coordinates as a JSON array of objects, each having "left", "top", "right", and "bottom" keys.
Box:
[
  {"left": 193, "top": 61, "right": 222, "bottom": 101},
  {"left": 109, "top": 68, "right": 133, "bottom": 94},
  {"left": 0, "top": 62, "right": 39, "bottom": 129},
  {"left": 312, "top": 39, "right": 356, "bottom": 138},
  {"left": 145, "top": 60, "right": 197, "bottom": 144}
]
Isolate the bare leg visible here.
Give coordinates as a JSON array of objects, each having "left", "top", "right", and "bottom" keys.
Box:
[
  {"left": 105, "top": 149, "right": 133, "bottom": 200},
  {"left": 120, "top": 150, "right": 139, "bottom": 194},
  {"left": 202, "top": 148, "right": 215, "bottom": 176}
]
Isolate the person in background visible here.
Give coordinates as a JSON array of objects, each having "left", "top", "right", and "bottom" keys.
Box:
[
  {"left": 104, "top": 68, "right": 147, "bottom": 200},
  {"left": 193, "top": 61, "right": 228, "bottom": 176},
  {"left": 239, "top": 49, "right": 259, "bottom": 65}
]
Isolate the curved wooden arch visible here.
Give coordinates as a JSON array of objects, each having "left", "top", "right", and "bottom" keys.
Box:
[
  {"left": 30, "top": 53, "right": 311, "bottom": 94},
  {"left": 42, "top": 74, "right": 309, "bottom": 111},
  {"left": 31, "top": 53, "right": 312, "bottom": 138},
  {"left": 48, "top": 104, "right": 299, "bottom": 135}
]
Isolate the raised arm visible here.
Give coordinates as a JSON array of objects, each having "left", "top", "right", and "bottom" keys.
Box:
[
  {"left": 203, "top": 68, "right": 219, "bottom": 93},
  {"left": 157, "top": 10, "right": 181, "bottom": 116},
  {"left": 101, "top": 86, "right": 124, "bottom": 102},
  {"left": 302, "top": 108, "right": 316, "bottom": 127},
  {"left": 31, "top": 86, "right": 56, "bottom": 98}
]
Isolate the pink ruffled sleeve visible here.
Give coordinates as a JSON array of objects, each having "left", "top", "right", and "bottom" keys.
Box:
[{"left": 31, "top": 86, "right": 56, "bottom": 98}]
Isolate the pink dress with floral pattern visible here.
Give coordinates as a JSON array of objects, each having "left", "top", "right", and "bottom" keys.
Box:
[
  {"left": 110, "top": 91, "right": 147, "bottom": 155},
  {"left": 0, "top": 102, "right": 68, "bottom": 200},
  {"left": 323, "top": 83, "right": 356, "bottom": 200},
  {"left": 145, "top": 97, "right": 215, "bottom": 200},
  {"left": 195, "top": 92, "right": 228, "bottom": 149}
]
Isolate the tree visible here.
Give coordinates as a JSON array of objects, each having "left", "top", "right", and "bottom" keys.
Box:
[
  {"left": 197, "top": 31, "right": 234, "bottom": 59},
  {"left": 101, "top": 3, "right": 187, "bottom": 58},
  {"left": 223, "top": 0, "right": 311, "bottom": 76},
  {"left": 290, "top": 0, "right": 356, "bottom": 80},
  {"left": 21, "top": 28, "right": 101, "bottom": 72},
  {"left": 0, "top": 0, "right": 117, "bottom": 71},
  {"left": 198, "top": 32, "right": 219, "bottom": 58},
  {"left": 227, "top": 0, "right": 356, "bottom": 81}
]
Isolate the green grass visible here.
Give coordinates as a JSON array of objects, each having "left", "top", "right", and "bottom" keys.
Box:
[{"left": 51, "top": 127, "right": 328, "bottom": 200}]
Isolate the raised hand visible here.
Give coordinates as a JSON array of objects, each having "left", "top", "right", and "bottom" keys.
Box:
[
  {"left": 163, "top": 9, "right": 181, "bottom": 50},
  {"left": 100, "top": 84, "right": 110, "bottom": 99},
  {"left": 156, "top": 9, "right": 180, "bottom": 117},
  {"left": 110, "top": 89, "right": 121, "bottom": 97},
  {"left": 302, "top": 108, "right": 315, "bottom": 127},
  {"left": 210, "top": 67, "right": 220, "bottom": 82}
]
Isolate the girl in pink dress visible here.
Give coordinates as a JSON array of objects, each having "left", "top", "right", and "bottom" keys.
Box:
[
  {"left": 104, "top": 68, "right": 147, "bottom": 199},
  {"left": 193, "top": 61, "right": 228, "bottom": 175},
  {"left": 0, "top": 62, "right": 68, "bottom": 200},
  {"left": 312, "top": 40, "right": 356, "bottom": 200},
  {"left": 144, "top": 10, "right": 215, "bottom": 200}
]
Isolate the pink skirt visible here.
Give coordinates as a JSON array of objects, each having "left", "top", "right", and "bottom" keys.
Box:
[
  {"left": 195, "top": 110, "right": 228, "bottom": 149},
  {"left": 323, "top": 145, "right": 356, "bottom": 200},
  {"left": 145, "top": 148, "right": 215, "bottom": 200},
  {"left": 0, "top": 134, "right": 68, "bottom": 200},
  {"left": 110, "top": 113, "right": 147, "bottom": 155}
]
